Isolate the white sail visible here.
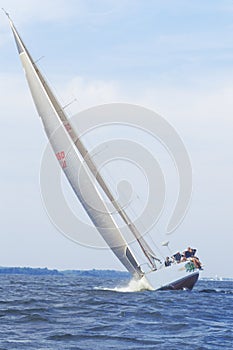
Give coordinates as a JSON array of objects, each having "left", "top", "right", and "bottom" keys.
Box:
[
  {"left": 9, "top": 18, "right": 143, "bottom": 277},
  {"left": 9, "top": 20, "right": 158, "bottom": 269}
]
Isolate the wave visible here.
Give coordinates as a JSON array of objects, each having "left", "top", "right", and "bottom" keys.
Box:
[
  {"left": 47, "top": 333, "right": 77, "bottom": 341},
  {"left": 199, "top": 288, "right": 233, "bottom": 294},
  {"left": 19, "top": 313, "right": 50, "bottom": 322}
]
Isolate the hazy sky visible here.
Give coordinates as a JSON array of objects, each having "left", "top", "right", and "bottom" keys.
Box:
[{"left": 0, "top": 0, "right": 233, "bottom": 278}]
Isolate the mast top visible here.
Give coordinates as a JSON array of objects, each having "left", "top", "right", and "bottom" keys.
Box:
[
  {"left": 2, "top": 8, "right": 10, "bottom": 17},
  {"left": 2, "top": 8, "right": 15, "bottom": 32},
  {"left": 2, "top": 8, "right": 12, "bottom": 22}
]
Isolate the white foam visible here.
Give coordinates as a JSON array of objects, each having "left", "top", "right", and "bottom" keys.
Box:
[{"left": 95, "top": 276, "right": 154, "bottom": 293}]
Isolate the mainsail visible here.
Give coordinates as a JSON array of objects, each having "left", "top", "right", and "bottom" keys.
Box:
[{"left": 8, "top": 15, "right": 157, "bottom": 275}]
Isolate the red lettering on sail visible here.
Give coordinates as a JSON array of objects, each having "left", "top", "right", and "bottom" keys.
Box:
[
  {"left": 61, "top": 160, "right": 67, "bottom": 169},
  {"left": 56, "top": 151, "right": 67, "bottom": 168}
]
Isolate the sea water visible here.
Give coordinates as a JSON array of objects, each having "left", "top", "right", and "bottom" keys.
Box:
[{"left": 0, "top": 273, "right": 232, "bottom": 349}]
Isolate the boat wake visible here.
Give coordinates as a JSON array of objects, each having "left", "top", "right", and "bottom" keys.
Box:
[{"left": 95, "top": 276, "right": 154, "bottom": 293}]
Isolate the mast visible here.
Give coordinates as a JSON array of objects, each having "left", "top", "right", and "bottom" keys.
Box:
[{"left": 7, "top": 15, "right": 157, "bottom": 272}]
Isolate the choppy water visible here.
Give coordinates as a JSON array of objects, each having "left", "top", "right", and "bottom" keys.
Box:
[{"left": 0, "top": 274, "right": 232, "bottom": 349}]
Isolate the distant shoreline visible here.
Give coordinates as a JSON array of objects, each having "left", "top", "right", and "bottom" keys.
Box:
[
  {"left": 0, "top": 266, "right": 130, "bottom": 278},
  {"left": 0, "top": 266, "right": 232, "bottom": 281}
]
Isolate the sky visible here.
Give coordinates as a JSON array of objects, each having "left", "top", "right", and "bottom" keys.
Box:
[{"left": 0, "top": 0, "right": 233, "bottom": 278}]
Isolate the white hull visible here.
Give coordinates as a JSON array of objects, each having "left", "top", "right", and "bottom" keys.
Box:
[{"left": 144, "top": 261, "right": 199, "bottom": 291}]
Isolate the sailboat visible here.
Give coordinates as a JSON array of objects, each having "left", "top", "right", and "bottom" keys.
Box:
[{"left": 7, "top": 14, "right": 200, "bottom": 291}]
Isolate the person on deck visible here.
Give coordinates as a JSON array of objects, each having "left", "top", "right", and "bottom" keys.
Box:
[
  {"left": 172, "top": 252, "right": 183, "bottom": 263},
  {"left": 165, "top": 257, "right": 172, "bottom": 267},
  {"left": 184, "top": 247, "right": 202, "bottom": 269},
  {"left": 183, "top": 247, "right": 196, "bottom": 259},
  {"left": 192, "top": 256, "right": 203, "bottom": 269}
]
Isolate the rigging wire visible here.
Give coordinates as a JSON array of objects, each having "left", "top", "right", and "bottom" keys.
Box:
[{"left": 87, "top": 142, "right": 166, "bottom": 263}]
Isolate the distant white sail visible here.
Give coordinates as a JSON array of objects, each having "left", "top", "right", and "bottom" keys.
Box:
[{"left": 9, "top": 18, "right": 143, "bottom": 277}]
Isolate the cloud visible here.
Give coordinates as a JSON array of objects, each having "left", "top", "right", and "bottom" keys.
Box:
[
  {"left": 60, "top": 76, "right": 121, "bottom": 113},
  {"left": 55, "top": 71, "right": 233, "bottom": 128}
]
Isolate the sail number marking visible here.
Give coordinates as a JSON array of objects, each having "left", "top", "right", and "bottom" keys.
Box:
[
  {"left": 65, "top": 123, "right": 72, "bottom": 132},
  {"left": 56, "top": 151, "right": 67, "bottom": 169}
]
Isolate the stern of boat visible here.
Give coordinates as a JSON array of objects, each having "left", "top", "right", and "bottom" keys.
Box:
[{"left": 144, "top": 261, "right": 200, "bottom": 291}]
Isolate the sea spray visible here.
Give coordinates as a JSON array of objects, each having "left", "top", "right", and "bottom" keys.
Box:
[
  {"left": 114, "top": 276, "right": 154, "bottom": 292},
  {"left": 95, "top": 276, "right": 154, "bottom": 292}
]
